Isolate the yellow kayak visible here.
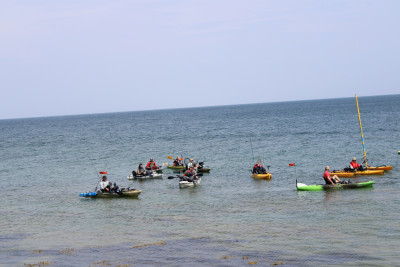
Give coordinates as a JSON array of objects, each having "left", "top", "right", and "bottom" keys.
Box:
[
  {"left": 331, "top": 169, "right": 384, "bottom": 176},
  {"left": 330, "top": 172, "right": 355, "bottom": 178},
  {"left": 251, "top": 173, "right": 272, "bottom": 180},
  {"left": 367, "top": 166, "right": 393, "bottom": 171}
]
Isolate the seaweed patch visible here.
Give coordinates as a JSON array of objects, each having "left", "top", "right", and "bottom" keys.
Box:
[
  {"left": 131, "top": 241, "right": 166, "bottom": 248},
  {"left": 23, "top": 261, "right": 51, "bottom": 267}
]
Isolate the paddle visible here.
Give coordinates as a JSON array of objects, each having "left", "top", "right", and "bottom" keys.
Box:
[{"left": 167, "top": 155, "right": 173, "bottom": 160}]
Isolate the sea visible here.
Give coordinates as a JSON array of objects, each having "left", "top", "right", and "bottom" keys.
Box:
[{"left": 1, "top": 95, "right": 399, "bottom": 266}]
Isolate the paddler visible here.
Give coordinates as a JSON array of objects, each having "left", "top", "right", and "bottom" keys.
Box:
[
  {"left": 349, "top": 157, "right": 363, "bottom": 171},
  {"left": 323, "top": 166, "right": 341, "bottom": 185},
  {"left": 187, "top": 158, "right": 198, "bottom": 171},
  {"left": 173, "top": 157, "right": 183, "bottom": 166},
  {"left": 98, "top": 176, "right": 111, "bottom": 192},
  {"left": 146, "top": 158, "right": 158, "bottom": 170},
  {"left": 183, "top": 166, "right": 197, "bottom": 182},
  {"left": 136, "top": 163, "right": 147, "bottom": 176},
  {"left": 252, "top": 161, "right": 268, "bottom": 174}
]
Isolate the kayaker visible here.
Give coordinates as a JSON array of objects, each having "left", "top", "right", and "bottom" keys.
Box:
[
  {"left": 183, "top": 166, "right": 197, "bottom": 182},
  {"left": 146, "top": 158, "right": 158, "bottom": 170},
  {"left": 323, "top": 166, "right": 341, "bottom": 185},
  {"left": 173, "top": 157, "right": 183, "bottom": 166},
  {"left": 98, "top": 176, "right": 111, "bottom": 192},
  {"left": 350, "top": 157, "right": 363, "bottom": 171},
  {"left": 136, "top": 163, "right": 147, "bottom": 176},
  {"left": 187, "top": 158, "right": 197, "bottom": 170},
  {"left": 252, "top": 161, "right": 268, "bottom": 174}
]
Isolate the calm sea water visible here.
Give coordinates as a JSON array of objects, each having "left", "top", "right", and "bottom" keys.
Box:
[{"left": 1, "top": 95, "right": 399, "bottom": 266}]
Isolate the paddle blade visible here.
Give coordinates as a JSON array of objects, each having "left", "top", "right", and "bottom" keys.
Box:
[
  {"left": 167, "top": 156, "right": 173, "bottom": 160},
  {"left": 168, "top": 176, "right": 176, "bottom": 179}
]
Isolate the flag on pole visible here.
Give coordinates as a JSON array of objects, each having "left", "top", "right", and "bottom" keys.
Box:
[{"left": 289, "top": 163, "right": 295, "bottom": 167}]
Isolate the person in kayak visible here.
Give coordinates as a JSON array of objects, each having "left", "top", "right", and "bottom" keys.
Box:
[
  {"left": 136, "top": 163, "right": 148, "bottom": 176},
  {"left": 252, "top": 161, "right": 268, "bottom": 174},
  {"left": 173, "top": 157, "right": 183, "bottom": 166},
  {"left": 98, "top": 176, "right": 110, "bottom": 192},
  {"left": 146, "top": 158, "right": 158, "bottom": 170},
  {"left": 323, "top": 166, "right": 341, "bottom": 185},
  {"left": 187, "top": 158, "right": 197, "bottom": 170},
  {"left": 97, "top": 176, "right": 119, "bottom": 192},
  {"left": 350, "top": 157, "right": 364, "bottom": 171},
  {"left": 183, "top": 166, "right": 197, "bottom": 182}
]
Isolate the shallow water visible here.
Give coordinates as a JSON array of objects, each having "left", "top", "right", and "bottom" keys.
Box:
[{"left": 1, "top": 95, "right": 399, "bottom": 266}]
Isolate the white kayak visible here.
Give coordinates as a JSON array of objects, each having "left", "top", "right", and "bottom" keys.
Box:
[
  {"left": 179, "top": 177, "right": 201, "bottom": 188},
  {"left": 127, "top": 171, "right": 162, "bottom": 180}
]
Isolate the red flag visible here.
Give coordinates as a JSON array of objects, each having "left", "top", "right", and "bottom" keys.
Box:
[
  {"left": 289, "top": 163, "right": 295, "bottom": 167},
  {"left": 99, "top": 171, "right": 108, "bottom": 174}
]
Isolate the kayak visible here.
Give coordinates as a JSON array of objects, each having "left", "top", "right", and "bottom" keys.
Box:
[
  {"left": 367, "top": 166, "right": 393, "bottom": 171},
  {"left": 330, "top": 172, "right": 355, "bottom": 178},
  {"left": 198, "top": 167, "right": 211, "bottom": 173},
  {"left": 251, "top": 173, "right": 272, "bottom": 180},
  {"left": 127, "top": 171, "right": 162, "bottom": 180},
  {"left": 330, "top": 169, "right": 384, "bottom": 176},
  {"left": 79, "top": 189, "right": 142, "bottom": 198},
  {"left": 179, "top": 177, "right": 201, "bottom": 188},
  {"left": 296, "top": 181, "right": 374, "bottom": 191},
  {"left": 167, "top": 165, "right": 185, "bottom": 170}
]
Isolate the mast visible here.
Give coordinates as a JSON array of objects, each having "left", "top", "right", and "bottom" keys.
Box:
[{"left": 355, "top": 94, "right": 368, "bottom": 167}]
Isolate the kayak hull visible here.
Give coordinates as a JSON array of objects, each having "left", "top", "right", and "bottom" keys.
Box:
[
  {"left": 167, "top": 165, "right": 185, "bottom": 170},
  {"left": 127, "top": 173, "right": 163, "bottom": 180},
  {"left": 330, "top": 172, "right": 355, "bottom": 178},
  {"left": 80, "top": 189, "right": 142, "bottom": 198},
  {"left": 198, "top": 168, "right": 210, "bottom": 173},
  {"left": 297, "top": 181, "right": 374, "bottom": 191},
  {"left": 331, "top": 170, "right": 384, "bottom": 176},
  {"left": 367, "top": 166, "right": 392, "bottom": 171},
  {"left": 179, "top": 178, "right": 201, "bottom": 188},
  {"left": 251, "top": 173, "right": 272, "bottom": 180}
]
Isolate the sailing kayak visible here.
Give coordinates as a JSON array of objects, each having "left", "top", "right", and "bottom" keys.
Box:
[
  {"left": 251, "top": 173, "right": 272, "bottom": 180},
  {"left": 179, "top": 177, "right": 201, "bottom": 188},
  {"left": 79, "top": 189, "right": 142, "bottom": 198},
  {"left": 367, "top": 166, "right": 393, "bottom": 171},
  {"left": 331, "top": 169, "right": 384, "bottom": 176},
  {"left": 330, "top": 172, "right": 354, "bottom": 178},
  {"left": 296, "top": 181, "right": 374, "bottom": 191}
]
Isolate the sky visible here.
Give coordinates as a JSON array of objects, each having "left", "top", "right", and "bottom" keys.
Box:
[{"left": 1, "top": 0, "right": 399, "bottom": 119}]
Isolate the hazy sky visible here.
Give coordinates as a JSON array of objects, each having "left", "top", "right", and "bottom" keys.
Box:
[{"left": 1, "top": 0, "right": 399, "bottom": 119}]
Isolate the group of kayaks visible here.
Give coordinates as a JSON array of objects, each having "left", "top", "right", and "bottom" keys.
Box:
[
  {"left": 79, "top": 157, "right": 209, "bottom": 198},
  {"left": 296, "top": 165, "right": 393, "bottom": 191},
  {"left": 297, "top": 95, "right": 395, "bottom": 191}
]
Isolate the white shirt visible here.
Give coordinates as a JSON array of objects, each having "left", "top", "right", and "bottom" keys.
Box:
[{"left": 99, "top": 180, "right": 109, "bottom": 190}]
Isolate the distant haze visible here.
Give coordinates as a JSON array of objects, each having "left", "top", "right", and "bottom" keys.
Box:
[{"left": 1, "top": 1, "right": 399, "bottom": 119}]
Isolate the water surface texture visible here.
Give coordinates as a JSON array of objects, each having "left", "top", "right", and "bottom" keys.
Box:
[{"left": 1, "top": 95, "right": 399, "bottom": 266}]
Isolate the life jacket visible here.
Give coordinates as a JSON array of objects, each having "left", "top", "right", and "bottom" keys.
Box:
[{"left": 350, "top": 161, "right": 360, "bottom": 169}]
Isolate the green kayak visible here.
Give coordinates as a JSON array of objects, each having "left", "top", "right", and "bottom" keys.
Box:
[
  {"left": 167, "top": 165, "right": 185, "bottom": 170},
  {"left": 296, "top": 181, "right": 374, "bottom": 191}
]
